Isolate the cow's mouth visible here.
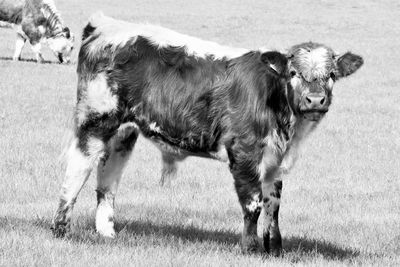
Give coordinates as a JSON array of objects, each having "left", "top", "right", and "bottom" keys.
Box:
[{"left": 300, "top": 109, "right": 328, "bottom": 121}]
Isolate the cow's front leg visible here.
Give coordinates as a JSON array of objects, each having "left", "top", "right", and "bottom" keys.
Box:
[
  {"left": 31, "top": 42, "right": 44, "bottom": 63},
  {"left": 262, "top": 179, "right": 282, "bottom": 256},
  {"left": 236, "top": 181, "right": 263, "bottom": 253},
  {"left": 13, "top": 34, "right": 26, "bottom": 61},
  {"left": 230, "top": 152, "right": 263, "bottom": 252}
]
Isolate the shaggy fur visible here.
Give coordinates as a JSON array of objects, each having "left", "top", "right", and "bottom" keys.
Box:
[{"left": 52, "top": 13, "right": 363, "bottom": 256}]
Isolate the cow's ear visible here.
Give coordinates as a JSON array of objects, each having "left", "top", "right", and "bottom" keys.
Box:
[
  {"left": 336, "top": 52, "right": 363, "bottom": 79},
  {"left": 63, "top": 27, "right": 71, "bottom": 39},
  {"left": 261, "top": 51, "right": 287, "bottom": 76}
]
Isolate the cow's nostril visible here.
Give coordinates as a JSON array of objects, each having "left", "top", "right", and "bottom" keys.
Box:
[
  {"left": 320, "top": 97, "right": 326, "bottom": 105},
  {"left": 306, "top": 96, "right": 312, "bottom": 104}
]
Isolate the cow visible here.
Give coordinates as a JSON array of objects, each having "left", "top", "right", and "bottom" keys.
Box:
[
  {"left": 51, "top": 12, "right": 363, "bottom": 256},
  {"left": 0, "top": 0, "right": 74, "bottom": 63}
]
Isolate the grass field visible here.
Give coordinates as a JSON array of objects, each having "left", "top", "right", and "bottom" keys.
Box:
[{"left": 0, "top": 0, "right": 399, "bottom": 266}]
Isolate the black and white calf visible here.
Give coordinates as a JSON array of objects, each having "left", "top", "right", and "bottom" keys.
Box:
[
  {"left": 0, "top": 0, "right": 74, "bottom": 63},
  {"left": 51, "top": 13, "right": 363, "bottom": 255}
]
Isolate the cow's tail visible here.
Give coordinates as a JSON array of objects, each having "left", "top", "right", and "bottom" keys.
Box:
[
  {"left": 57, "top": 111, "right": 75, "bottom": 166},
  {"left": 81, "top": 11, "right": 107, "bottom": 41}
]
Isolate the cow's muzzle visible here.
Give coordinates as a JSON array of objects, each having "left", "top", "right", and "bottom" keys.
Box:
[{"left": 299, "top": 93, "right": 329, "bottom": 121}]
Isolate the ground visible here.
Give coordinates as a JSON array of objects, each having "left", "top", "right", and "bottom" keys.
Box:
[{"left": 0, "top": 0, "right": 399, "bottom": 266}]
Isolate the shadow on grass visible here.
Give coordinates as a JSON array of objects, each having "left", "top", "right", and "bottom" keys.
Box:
[
  {"left": 0, "top": 56, "right": 58, "bottom": 64},
  {"left": 0, "top": 215, "right": 359, "bottom": 261}
]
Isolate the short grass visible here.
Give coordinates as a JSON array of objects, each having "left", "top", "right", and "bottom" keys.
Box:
[{"left": 0, "top": 0, "right": 399, "bottom": 266}]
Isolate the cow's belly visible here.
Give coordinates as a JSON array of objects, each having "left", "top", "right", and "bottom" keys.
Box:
[{"left": 134, "top": 121, "right": 229, "bottom": 162}]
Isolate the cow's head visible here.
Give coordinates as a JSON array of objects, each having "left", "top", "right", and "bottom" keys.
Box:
[
  {"left": 47, "top": 27, "right": 74, "bottom": 64},
  {"left": 286, "top": 42, "right": 363, "bottom": 121}
]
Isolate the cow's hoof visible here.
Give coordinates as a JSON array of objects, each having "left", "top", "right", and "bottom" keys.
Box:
[
  {"left": 96, "top": 228, "right": 116, "bottom": 238},
  {"left": 12, "top": 57, "right": 20, "bottom": 61},
  {"left": 270, "top": 247, "right": 283, "bottom": 257},
  {"left": 264, "top": 232, "right": 283, "bottom": 257},
  {"left": 241, "top": 236, "right": 261, "bottom": 254},
  {"left": 51, "top": 222, "right": 68, "bottom": 238}
]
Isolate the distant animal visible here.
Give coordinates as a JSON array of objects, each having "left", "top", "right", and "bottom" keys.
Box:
[
  {"left": 51, "top": 13, "right": 363, "bottom": 256},
  {"left": 0, "top": 0, "right": 74, "bottom": 63}
]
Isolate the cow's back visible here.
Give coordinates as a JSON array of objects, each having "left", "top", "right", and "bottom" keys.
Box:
[
  {"left": 0, "top": 0, "right": 24, "bottom": 24},
  {"left": 77, "top": 13, "right": 231, "bottom": 154}
]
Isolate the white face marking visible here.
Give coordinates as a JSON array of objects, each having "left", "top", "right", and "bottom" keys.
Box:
[
  {"left": 46, "top": 37, "right": 74, "bottom": 61},
  {"left": 290, "top": 75, "right": 301, "bottom": 89},
  {"left": 87, "top": 12, "right": 249, "bottom": 60},
  {"left": 327, "top": 77, "right": 334, "bottom": 89},
  {"left": 78, "top": 73, "right": 118, "bottom": 124},
  {"left": 246, "top": 193, "right": 262, "bottom": 213},
  {"left": 298, "top": 47, "right": 330, "bottom": 81},
  {"left": 38, "top": 25, "right": 46, "bottom": 35}
]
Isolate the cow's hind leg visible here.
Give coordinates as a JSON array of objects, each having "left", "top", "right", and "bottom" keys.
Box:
[
  {"left": 96, "top": 123, "right": 139, "bottom": 237},
  {"left": 13, "top": 33, "right": 26, "bottom": 61},
  {"left": 52, "top": 135, "right": 106, "bottom": 237}
]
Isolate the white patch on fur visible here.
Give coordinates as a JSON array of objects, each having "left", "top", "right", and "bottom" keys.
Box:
[
  {"left": 77, "top": 73, "right": 118, "bottom": 125},
  {"left": 96, "top": 201, "right": 115, "bottom": 237},
  {"left": 290, "top": 75, "right": 301, "bottom": 89},
  {"left": 61, "top": 138, "right": 96, "bottom": 204},
  {"left": 258, "top": 116, "right": 297, "bottom": 180},
  {"left": 278, "top": 118, "right": 318, "bottom": 174},
  {"left": 13, "top": 35, "right": 26, "bottom": 60},
  {"left": 117, "top": 122, "right": 139, "bottom": 139},
  {"left": 87, "top": 12, "right": 248, "bottom": 60},
  {"left": 86, "top": 136, "right": 105, "bottom": 163},
  {"left": 149, "top": 122, "right": 161, "bottom": 133},
  {"left": 327, "top": 77, "right": 334, "bottom": 89},
  {"left": 264, "top": 129, "right": 289, "bottom": 155},
  {"left": 38, "top": 25, "right": 46, "bottom": 35},
  {"left": 246, "top": 193, "right": 262, "bottom": 213},
  {"left": 31, "top": 42, "right": 44, "bottom": 62},
  {"left": 47, "top": 36, "right": 74, "bottom": 56},
  {"left": 258, "top": 151, "right": 279, "bottom": 181},
  {"left": 95, "top": 124, "right": 138, "bottom": 236},
  {"left": 209, "top": 144, "right": 229, "bottom": 162},
  {"left": 298, "top": 47, "right": 330, "bottom": 81},
  {"left": 261, "top": 182, "right": 280, "bottom": 233},
  {"left": 86, "top": 73, "right": 117, "bottom": 114}
]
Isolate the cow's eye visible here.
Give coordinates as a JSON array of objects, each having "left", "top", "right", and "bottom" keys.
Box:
[
  {"left": 290, "top": 70, "right": 297, "bottom": 77},
  {"left": 330, "top": 72, "right": 336, "bottom": 80}
]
